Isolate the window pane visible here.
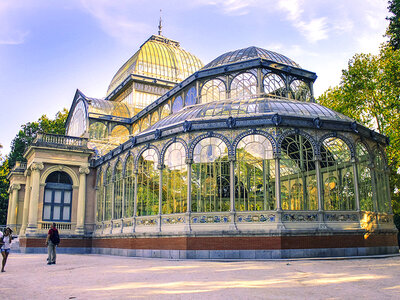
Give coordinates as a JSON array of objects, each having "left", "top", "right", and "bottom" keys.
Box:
[
  {"left": 43, "top": 205, "right": 51, "bottom": 220},
  {"left": 54, "top": 191, "right": 62, "bottom": 203},
  {"left": 64, "top": 191, "right": 71, "bottom": 204},
  {"left": 63, "top": 206, "right": 70, "bottom": 221},
  {"left": 44, "top": 190, "right": 52, "bottom": 203},
  {"left": 53, "top": 206, "right": 61, "bottom": 220}
]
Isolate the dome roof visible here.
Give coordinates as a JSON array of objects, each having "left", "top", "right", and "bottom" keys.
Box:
[
  {"left": 143, "top": 97, "right": 353, "bottom": 133},
  {"left": 107, "top": 35, "right": 203, "bottom": 96},
  {"left": 202, "top": 46, "right": 300, "bottom": 69}
]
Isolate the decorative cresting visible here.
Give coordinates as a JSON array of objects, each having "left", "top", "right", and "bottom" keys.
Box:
[
  {"left": 134, "top": 144, "right": 161, "bottom": 170},
  {"left": 276, "top": 129, "right": 318, "bottom": 157},
  {"left": 160, "top": 137, "right": 189, "bottom": 165},
  {"left": 188, "top": 132, "right": 234, "bottom": 160},
  {"left": 317, "top": 132, "right": 356, "bottom": 159},
  {"left": 232, "top": 129, "right": 277, "bottom": 157}
]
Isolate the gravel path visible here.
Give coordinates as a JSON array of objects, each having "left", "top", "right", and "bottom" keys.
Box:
[{"left": 1, "top": 253, "right": 400, "bottom": 299}]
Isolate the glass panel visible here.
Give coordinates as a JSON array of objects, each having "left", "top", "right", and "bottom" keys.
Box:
[
  {"left": 44, "top": 190, "right": 52, "bottom": 203},
  {"left": 320, "top": 138, "right": 355, "bottom": 210},
  {"left": 172, "top": 96, "right": 183, "bottom": 113},
  {"left": 43, "top": 205, "right": 51, "bottom": 220},
  {"left": 374, "top": 149, "right": 390, "bottom": 212},
  {"left": 96, "top": 170, "right": 104, "bottom": 222},
  {"left": 89, "top": 122, "right": 108, "bottom": 140},
  {"left": 280, "top": 135, "right": 317, "bottom": 210},
  {"left": 110, "top": 125, "right": 130, "bottom": 144},
  {"left": 54, "top": 191, "right": 62, "bottom": 204},
  {"left": 235, "top": 135, "right": 275, "bottom": 211},
  {"left": 104, "top": 167, "right": 113, "bottom": 220},
  {"left": 230, "top": 72, "right": 257, "bottom": 99},
  {"left": 191, "top": 138, "right": 230, "bottom": 212},
  {"left": 124, "top": 157, "right": 135, "bottom": 217},
  {"left": 64, "top": 191, "right": 71, "bottom": 204},
  {"left": 289, "top": 80, "right": 311, "bottom": 102},
  {"left": 201, "top": 79, "right": 226, "bottom": 104},
  {"left": 356, "top": 143, "right": 373, "bottom": 211},
  {"left": 63, "top": 206, "right": 70, "bottom": 221},
  {"left": 185, "top": 87, "right": 197, "bottom": 106},
  {"left": 114, "top": 161, "right": 123, "bottom": 219},
  {"left": 162, "top": 143, "right": 187, "bottom": 214},
  {"left": 263, "top": 73, "right": 286, "bottom": 97},
  {"left": 67, "top": 100, "right": 87, "bottom": 137},
  {"left": 137, "top": 149, "right": 159, "bottom": 216},
  {"left": 53, "top": 206, "right": 61, "bottom": 220}
]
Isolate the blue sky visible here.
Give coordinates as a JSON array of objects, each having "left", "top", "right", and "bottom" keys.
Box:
[{"left": 0, "top": 0, "right": 389, "bottom": 156}]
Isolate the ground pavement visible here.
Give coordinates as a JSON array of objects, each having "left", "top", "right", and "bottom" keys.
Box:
[{"left": 1, "top": 253, "right": 400, "bottom": 299}]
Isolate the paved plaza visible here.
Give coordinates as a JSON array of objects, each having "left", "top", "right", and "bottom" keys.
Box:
[{"left": 1, "top": 253, "right": 400, "bottom": 299}]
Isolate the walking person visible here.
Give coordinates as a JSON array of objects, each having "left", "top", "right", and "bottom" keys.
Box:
[
  {"left": 45, "top": 223, "right": 60, "bottom": 265},
  {"left": 1, "top": 227, "right": 13, "bottom": 272}
]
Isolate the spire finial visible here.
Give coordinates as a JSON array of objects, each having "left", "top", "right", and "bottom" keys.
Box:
[{"left": 158, "top": 9, "right": 162, "bottom": 36}]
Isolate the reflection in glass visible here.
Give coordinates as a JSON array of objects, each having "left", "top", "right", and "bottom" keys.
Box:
[
  {"left": 235, "top": 135, "right": 275, "bottom": 211},
  {"left": 280, "top": 135, "right": 317, "bottom": 210},
  {"left": 191, "top": 138, "right": 230, "bottom": 212},
  {"left": 320, "top": 138, "right": 354, "bottom": 210},
  {"left": 162, "top": 143, "right": 187, "bottom": 214},
  {"left": 137, "top": 149, "right": 159, "bottom": 216}
]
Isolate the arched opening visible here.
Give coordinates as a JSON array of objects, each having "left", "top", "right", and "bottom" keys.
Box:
[
  {"left": 104, "top": 167, "right": 113, "bottom": 220},
  {"left": 356, "top": 143, "right": 373, "bottom": 211},
  {"left": 137, "top": 149, "right": 159, "bottom": 216},
  {"left": 162, "top": 142, "right": 187, "bottom": 214},
  {"left": 191, "top": 137, "right": 230, "bottom": 212},
  {"left": 124, "top": 156, "right": 135, "bottom": 217},
  {"left": 43, "top": 171, "right": 73, "bottom": 222},
  {"left": 235, "top": 134, "right": 275, "bottom": 211},
  {"left": 185, "top": 87, "right": 197, "bottom": 106},
  {"left": 263, "top": 73, "right": 286, "bottom": 97},
  {"left": 113, "top": 161, "right": 123, "bottom": 219},
  {"left": 201, "top": 79, "right": 226, "bottom": 104},
  {"left": 230, "top": 72, "right": 257, "bottom": 99}
]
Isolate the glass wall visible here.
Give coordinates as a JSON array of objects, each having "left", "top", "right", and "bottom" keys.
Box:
[
  {"left": 104, "top": 167, "right": 113, "bottom": 220},
  {"left": 375, "top": 149, "right": 390, "bottom": 212},
  {"left": 89, "top": 122, "right": 108, "bottom": 140},
  {"left": 162, "top": 143, "right": 187, "bottom": 214},
  {"left": 280, "top": 135, "right": 317, "bottom": 210},
  {"left": 110, "top": 125, "right": 130, "bottom": 144},
  {"left": 172, "top": 96, "right": 183, "bottom": 113},
  {"left": 68, "top": 100, "right": 87, "bottom": 137},
  {"left": 235, "top": 135, "right": 275, "bottom": 211},
  {"left": 263, "top": 73, "right": 286, "bottom": 97},
  {"left": 230, "top": 72, "right": 257, "bottom": 99},
  {"left": 113, "top": 161, "right": 123, "bottom": 219},
  {"left": 191, "top": 137, "right": 230, "bottom": 212},
  {"left": 289, "top": 80, "right": 311, "bottom": 102},
  {"left": 96, "top": 170, "right": 104, "bottom": 222},
  {"left": 124, "top": 156, "right": 135, "bottom": 217},
  {"left": 137, "top": 149, "right": 159, "bottom": 216},
  {"left": 356, "top": 143, "right": 373, "bottom": 211},
  {"left": 185, "top": 87, "right": 197, "bottom": 106},
  {"left": 320, "top": 138, "right": 355, "bottom": 210}
]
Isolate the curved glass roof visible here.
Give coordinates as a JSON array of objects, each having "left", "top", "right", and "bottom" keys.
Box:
[
  {"left": 202, "top": 46, "right": 300, "bottom": 69},
  {"left": 144, "top": 96, "right": 352, "bottom": 132},
  {"left": 107, "top": 35, "right": 203, "bottom": 96},
  {"left": 87, "top": 97, "right": 131, "bottom": 118}
]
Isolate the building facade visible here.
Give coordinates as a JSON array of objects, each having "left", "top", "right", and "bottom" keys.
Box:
[{"left": 7, "top": 34, "right": 398, "bottom": 259}]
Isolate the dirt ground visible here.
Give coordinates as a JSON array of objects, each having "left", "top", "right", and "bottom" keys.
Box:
[{"left": 1, "top": 253, "right": 400, "bottom": 299}]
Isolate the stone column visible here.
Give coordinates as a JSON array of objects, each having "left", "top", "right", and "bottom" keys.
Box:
[
  {"left": 9, "top": 184, "right": 21, "bottom": 231},
  {"left": 76, "top": 166, "right": 90, "bottom": 234},
  {"left": 20, "top": 170, "right": 31, "bottom": 235},
  {"left": 26, "top": 162, "right": 44, "bottom": 235},
  {"left": 6, "top": 188, "right": 13, "bottom": 227}
]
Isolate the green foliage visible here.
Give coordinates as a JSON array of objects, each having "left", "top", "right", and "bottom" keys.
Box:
[
  {"left": 0, "top": 160, "right": 10, "bottom": 224},
  {"left": 387, "top": 0, "right": 400, "bottom": 50}
]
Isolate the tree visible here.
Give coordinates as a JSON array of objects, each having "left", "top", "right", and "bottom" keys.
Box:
[
  {"left": 0, "top": 109, "right": 68, "bottom": 224},
  {"left": 387, "top": 0, "right": 400, "bottom": 50}
]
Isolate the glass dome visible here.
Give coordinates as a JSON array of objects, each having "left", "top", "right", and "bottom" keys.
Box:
[
  {"left": 107, "top": 35, "right": 203, "bottom": 96},
  {"left": 202, "top": 46, "right": 301, "bottom": 69}
]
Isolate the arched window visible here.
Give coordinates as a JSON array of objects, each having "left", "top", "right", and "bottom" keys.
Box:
[
  {"left": 161, "top": 104, "right": 171, "bottom": 119},
  {"left": 132, "top": 123, "right": 140, "bottom": 136},
  {"left": 141, "top": 117, "right": 150, "bottom": 132},
  {"left": 113, "top": 161, "right": 123, "bottom": 219},
  {"left": 235, "top": 135, "right": 275, "bottom": 211},
  {"left": 150, "top": 111, "right": 159, "bottom": 126},
  {"left": 110, "top": 125, "right": 129, "bottom": 144},
  {"left": 185, "top": 87, "right": 197, "bottom": 106},
  {"left": 356, "top": 143, "right": 373, "bottom": 211},
  {"left": 374, "top": 149, "right": 390, "bottom": 212},
  {"left": 89, "top": 122, "right": 108, "bottom": 140},
  {"left": 280, "top": 135, "right": 317, "bottom": 210},
  {"left": 124, "top": 156, "right": 135, "bottom": 217},
  {"left": 263, "top": 73, "right": 286, "bottom": 97},
  {"left": 289, "top": 80, "right": 311, "bottom": 101},
  {"left": 162, "top": 143, "right": 187, "bottom": 214},
  {"left": 137, "top": 149, "right": 159, "bottom": 216},
  {"left": 104, "top": 167, "right": 112, "bottom": 220},
  {"left": 230, "top": 72, "right": 257, "bottom": 99},
  {"left": 172, "top": 96, "right": 183, "bottom": 113},
  {"left": 201, "top": 79, "right": 226, "bottom": 104},
  {"left": 191, "top": 137, "right": 230, "bottom": 212},
  {"left": 96, "top": 170, "right": 104, "bottom": 222},
  {"left": 68, "top": 100, "right": 87, "bottom": 137},
  {"left": 43, "top": 171, "right": 72, "bottom": 222},
  {"left": 320, "top": 138, "right": 355, "bottom": 210}
]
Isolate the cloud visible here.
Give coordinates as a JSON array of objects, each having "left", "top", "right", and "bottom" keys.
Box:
[{"left": 79, "top": 0, "right": 152, "bottom": 45}]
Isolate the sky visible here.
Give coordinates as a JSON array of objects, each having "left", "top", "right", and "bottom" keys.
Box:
[{"left": 0, "top": 0, "right": 390, "bottom": 157}]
